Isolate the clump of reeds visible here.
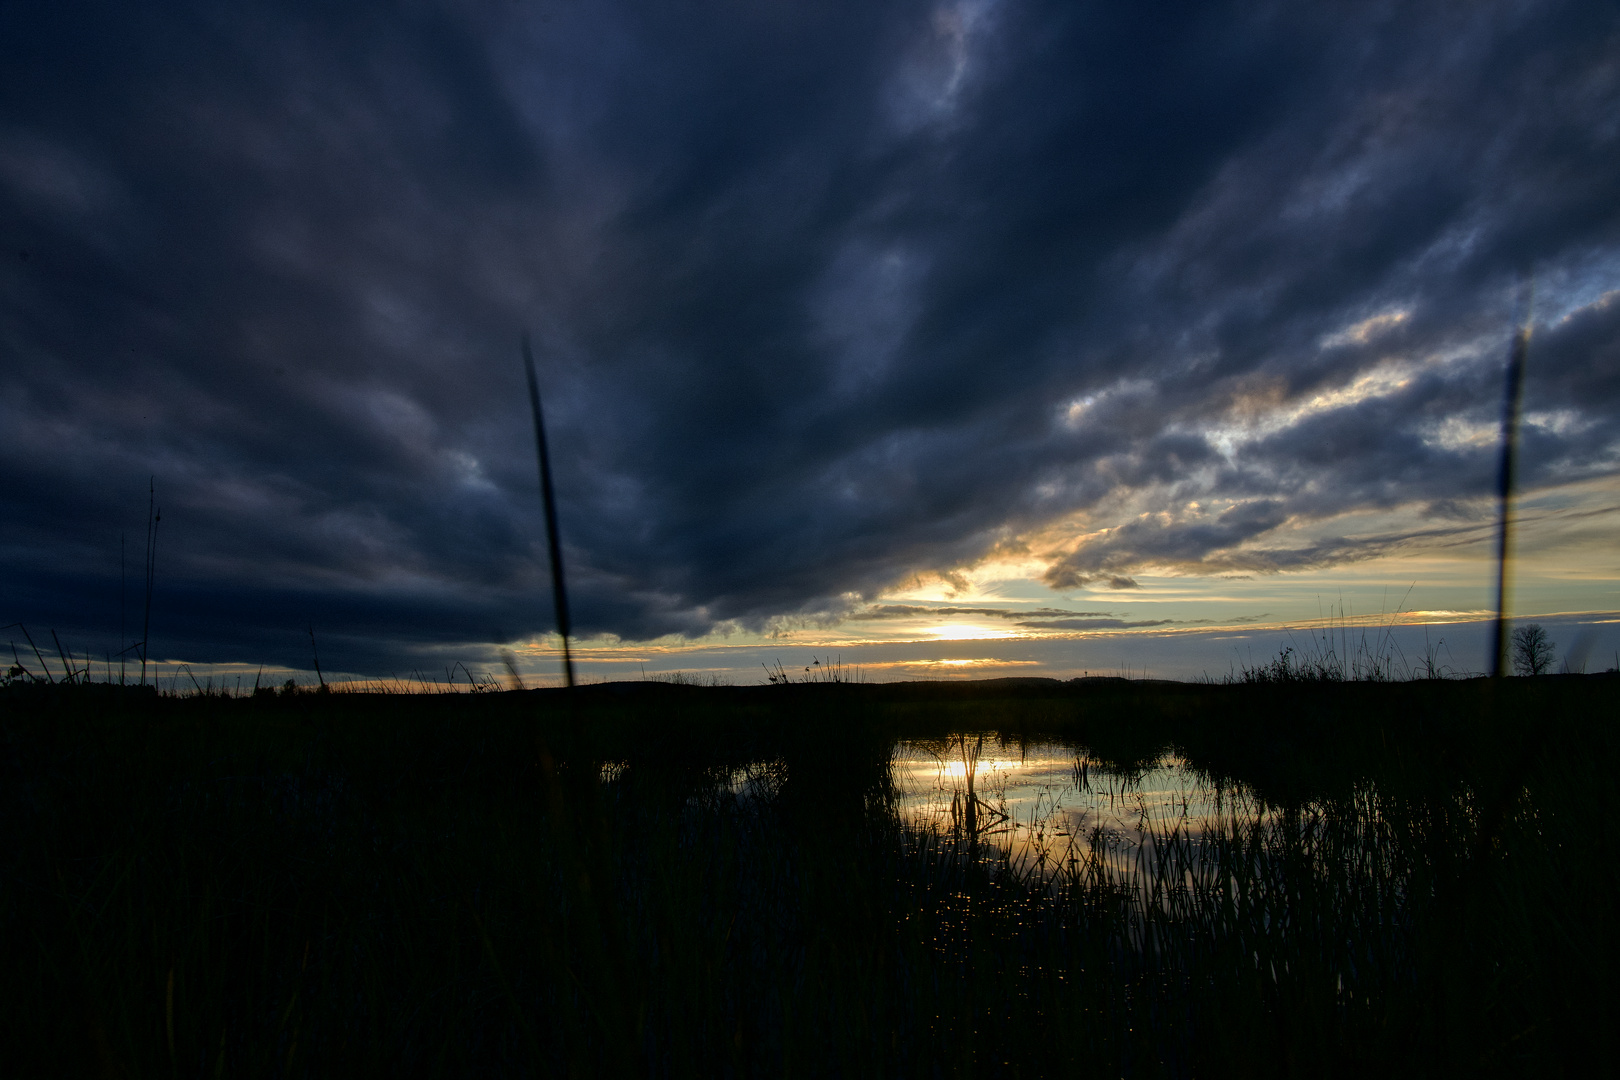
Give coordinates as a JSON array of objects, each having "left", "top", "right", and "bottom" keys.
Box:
[{"left": 762, "top": 654, "right": 862, "bottom": 685}]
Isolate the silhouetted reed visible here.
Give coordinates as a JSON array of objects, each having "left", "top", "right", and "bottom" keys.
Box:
[
  {"left": 1491, "top": 288, "right": 1533, "bottom": 678},
  {"left": 523, "top": 334, "right": 575, "bottom": 689}
]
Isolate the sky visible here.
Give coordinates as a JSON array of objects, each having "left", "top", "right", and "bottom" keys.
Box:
[{"left": 3, "top": 0, "right": 1618, "bottom": 687}]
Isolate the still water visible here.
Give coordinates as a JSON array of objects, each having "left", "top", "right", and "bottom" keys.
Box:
[{"left": 891, "top": 737, "right": 1263, "bottom": 879}]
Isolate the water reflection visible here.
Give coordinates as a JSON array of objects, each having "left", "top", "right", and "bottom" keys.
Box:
[{"left": 892, "top": 738, "right": 1262, "bottom": 881}]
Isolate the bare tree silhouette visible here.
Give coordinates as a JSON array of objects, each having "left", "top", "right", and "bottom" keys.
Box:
[{"left": 1511, "top": 623, "right": 1555, "bottom": 677}]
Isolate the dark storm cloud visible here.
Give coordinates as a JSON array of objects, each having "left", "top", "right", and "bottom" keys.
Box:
[{"left": 2, "top": 0, "right": 1617, "bottom": 671}]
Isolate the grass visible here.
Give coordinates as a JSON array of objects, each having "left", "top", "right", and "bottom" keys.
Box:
[{"left": 1, "top": 674, "right": 1615, "bottom": 1076}]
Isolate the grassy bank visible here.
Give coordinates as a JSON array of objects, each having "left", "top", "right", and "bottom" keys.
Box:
[{"left": 2, "top": 676, "right": 1614, "bottom": 1077}]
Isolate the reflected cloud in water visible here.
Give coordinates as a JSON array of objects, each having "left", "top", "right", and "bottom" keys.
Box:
[{"left": 892, "top": 740, "right": 1266, "bottom": 882}]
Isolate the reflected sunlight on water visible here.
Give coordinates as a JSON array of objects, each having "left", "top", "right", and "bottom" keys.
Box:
[{"left": 892, "top": 739, "right": 1265, "bottom": 880}]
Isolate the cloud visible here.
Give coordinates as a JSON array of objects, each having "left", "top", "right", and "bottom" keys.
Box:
[
  {"left": 851, "top": 604, "right": 1114, "bottom": 622},
  {"left": 2, "top": 0, "right": 1618, "bottom": 672},
  {"left": 1015, "top": 618, "right": 1177, "bottom": 632},
  {"left": 845, "top": 602, "right": 1181, "bottom": 633}
]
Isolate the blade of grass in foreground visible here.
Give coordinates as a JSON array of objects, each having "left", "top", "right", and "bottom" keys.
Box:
[{"left": 522, "top": 333, "right": 574, "bottom": 689}]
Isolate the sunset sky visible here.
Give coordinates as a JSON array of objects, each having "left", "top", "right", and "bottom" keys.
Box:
[{"left": 3, "top": 0, "right": 1617, "bottom": 686}]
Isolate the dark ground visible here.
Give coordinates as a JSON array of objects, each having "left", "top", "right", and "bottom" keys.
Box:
[{"left": 2, "top": 674, "right": 1615, "bottom": 1077}]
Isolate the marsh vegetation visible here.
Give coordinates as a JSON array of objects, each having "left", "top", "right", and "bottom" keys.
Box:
[{"left": 2, "top": 675, "right": 1614, "bottom": 1076}]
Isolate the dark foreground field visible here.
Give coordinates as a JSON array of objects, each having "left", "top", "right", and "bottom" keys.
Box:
[{"left": 2, "top": 675, "right": 1615, "bottom": 1078}]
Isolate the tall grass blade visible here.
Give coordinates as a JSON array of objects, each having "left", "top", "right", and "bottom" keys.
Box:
[
  {"left": 522, "top": 333, "right": 575, "bottom": 689},
  {"left": 141, "top": 479, "right": 160, "bottom": 687},
  {"left": 51, "top": 629, "right": 74, "bottom": 685},
  {"left": 120, "top": 532, "right": 126, "bottom": 686},
  {"left": 1490, "top": 280, "right": 1533, "bottom": 678},
  {"left": 307, "top": 626, "right": 326, "bottom": 691},
  {"left": 20, "top": 624, "right": 55, "bottom": 684}
]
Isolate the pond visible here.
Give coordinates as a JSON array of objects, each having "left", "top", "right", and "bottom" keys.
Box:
[{"left": 891, "top": 736, "right": 1267, "bottom": 880}]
